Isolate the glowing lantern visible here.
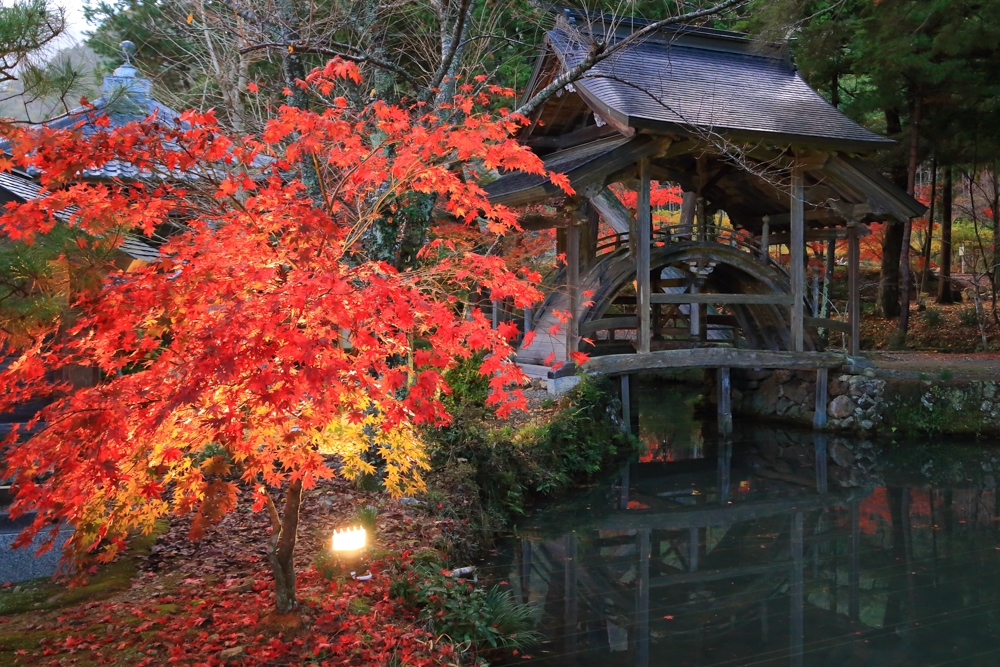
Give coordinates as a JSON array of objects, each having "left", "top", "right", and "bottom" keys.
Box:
[
  {"left": 331, "top": 526, "right": 370, "bottom": 580},
  {"left": 331, "top": 526, "right": 366, "bottom": 552}
]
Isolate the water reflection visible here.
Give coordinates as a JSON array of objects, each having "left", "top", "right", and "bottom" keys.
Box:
[{"left": 500, "top": 380, "right": 1000, "bottom": 667}]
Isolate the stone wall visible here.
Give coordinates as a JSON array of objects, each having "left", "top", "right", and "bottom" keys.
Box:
[{"left": 726, "top": 368, "right": 1000, "bottom": 437}]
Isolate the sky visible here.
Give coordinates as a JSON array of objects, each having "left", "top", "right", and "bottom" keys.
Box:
[{"left": 59, "top": 1, "right": 94, "bottom": 47}]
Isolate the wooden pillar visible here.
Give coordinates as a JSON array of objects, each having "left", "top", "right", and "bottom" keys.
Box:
[
  {"left": 621, "top": 374, "right": 631, "bottom": 434},
  {"left": 717, "top": 367, "right": 732, "bottom": 435},
  {"left": 790, "top": 167, "right": 805, "bottom": 352},
  {"left": 491, "top": 298, "right": 499, "bottom": 330},
  {"left": 636, "top": 529, "right": 650, "bottom": 667},
  {"left": 586, "top": 204, "right": 600, "bottom": 270},
  {"left": 524, "top": 306, "right": 532, "bottom": 335},
  {"left": 651, "top": 269, "right": 662, "bottom": 338},
  {"left": 564, "top": 534, "right": 578, "bottom": 656},
  {"left": 717, "top": 438, "right": 732, "bottom": 505},
  {"left": 637, "top": 158, "right": 652, "bottom": 354},
  {"left": 689, "top": 527, "right": 699, "bottom": 571},
  {"left": 849, "top": 499, "right": 861, "bottom": 621},
  {"left": 814, "top": 433, "right": 828, "bottom": 494},
  {"left": 520, "top": 538, "right": 532, "bottom": 604},
  {"left": 619, "top": 462, "right": 630, "bottom": 510},
  {"left": 689, "top": 283, "right": 700, "bottom": 338},
  {"left": 567, "top": 218, "right": 580, "bottom": 360},
  {"left": 790, "top": 512, "right": 804, "bottom": 667},
  {"left": 813, "top": 367, "right": 828, "bottom": 429},
  {"left": 760, "top": 219, "right": 770, "bottom": 264},
  {"left": 848, "top": 224, "right": 861, "bottom": 357}
]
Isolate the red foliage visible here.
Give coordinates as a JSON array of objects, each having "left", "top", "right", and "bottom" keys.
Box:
[{"left": 0, "top": 60, "right": 571, "bottom": 602}]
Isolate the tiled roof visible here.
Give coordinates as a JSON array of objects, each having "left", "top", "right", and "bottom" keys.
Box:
[{"left": 549, "top": 27, "right": 893, "bottom": 149}]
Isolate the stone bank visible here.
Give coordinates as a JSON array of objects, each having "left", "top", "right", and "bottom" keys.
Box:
[{"left": 721, "top": 367, "right": 1000, "bottom": 437}]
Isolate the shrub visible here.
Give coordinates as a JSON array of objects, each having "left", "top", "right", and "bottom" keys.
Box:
[
  {"left": 390, "top": 564, "right": 538, "bottom": 657},
  {"left": 959, "top": 307, "right": 980, "bottom": 327},
  {"left": 924, "top": 308, "right": 942, "bottom": 326}
]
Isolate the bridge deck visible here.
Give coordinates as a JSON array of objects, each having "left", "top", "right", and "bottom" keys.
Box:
[{"left": 579, "top": 348, "right": 848, "bottom": 376}]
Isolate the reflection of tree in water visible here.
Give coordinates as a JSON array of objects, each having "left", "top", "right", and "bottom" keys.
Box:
[
  {"left": 502, "top": 424, "right": 1000, "bottom": 667},
  {"left": 637, "top": 381, "right": 704, "bottom": 462}
]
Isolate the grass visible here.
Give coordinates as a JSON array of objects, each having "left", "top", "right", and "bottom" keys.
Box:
[{"left": 0, "top": 520, "right": 167, "bottom": 666}]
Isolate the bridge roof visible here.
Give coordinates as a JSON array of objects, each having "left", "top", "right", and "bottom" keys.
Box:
[{"left": 525, "top": 11, "right": 892, "bottom": 151}]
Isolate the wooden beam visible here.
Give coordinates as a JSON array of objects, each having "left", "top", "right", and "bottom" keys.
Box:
[
  {"left": 766, "top": 226, "right": 872, "bottom": 245},
  {"left": 804, "top": 316, "right": 851, "bottom": 333},
  {"left": 637, "top": 157, "right": 652, "bottom": 354},
  {"left": 579, "top": 316, "right": 639, "bottom": 336},
  {"left": 587, "top": 185, "right": 631, "bottom": 234},
  {"left": 848, "top": 225, "right": 860, "bottom": 356},
  {"left": 761, "top": 209, "right": 844, "bottom": 227},
  {"left": 650, "top": 293, "right": 795, "bottom": 305},
  {"left": 790, "top": 167, "right": 805, "bottom": 352},
  {"left": 526, "top": 123, "right": 619, "bottom": 149},
  {"left": 580, "top": 348, "right": 847, "bottom": 375}
]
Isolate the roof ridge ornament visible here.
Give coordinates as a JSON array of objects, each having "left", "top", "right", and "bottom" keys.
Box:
[{"left": 103, "top": 40, "right": 151, "bottom": 100}]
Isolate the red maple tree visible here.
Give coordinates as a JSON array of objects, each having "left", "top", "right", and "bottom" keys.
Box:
[{"left": 0, "top": 60, "right": 570, "bottom": 614}]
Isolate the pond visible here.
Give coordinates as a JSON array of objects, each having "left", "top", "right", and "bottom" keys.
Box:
[{"left": 487, "top": 376, "right": 1000, "bottom": 667}]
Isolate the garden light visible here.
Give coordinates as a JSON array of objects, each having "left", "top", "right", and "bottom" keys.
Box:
[
  {"left": 331, "top": 525, "right": 366, "bottom": 552},
  {"left": 331, "top": 526, "right": 371, "bottom": 580}
]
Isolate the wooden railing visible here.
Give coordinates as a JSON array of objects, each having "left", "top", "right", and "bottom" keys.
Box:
[{"left": 595, "top": 223, "right": 769, "bottom": 263}]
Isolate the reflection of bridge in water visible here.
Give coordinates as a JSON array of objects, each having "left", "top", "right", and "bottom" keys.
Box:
[
  {"left": 512, "top": 429, "right": 867, "bottom": 667},
  {"left": 499, "top": 389, "right": 1000, "bottom": 667}
]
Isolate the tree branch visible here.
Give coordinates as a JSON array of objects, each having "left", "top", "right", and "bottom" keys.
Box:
[
  {"left": 422, "top": 0, "right": 473, "bottom": 100},
  {"left": 513, "top": 0, "right": 748, "bottom": 118},
  {"left": 238, "top": 41, "right": 413, "bottom": 83}
]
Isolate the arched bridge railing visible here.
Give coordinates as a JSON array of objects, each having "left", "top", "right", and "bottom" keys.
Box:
[{"left": 596, "top": 224, "right": 767, "bottom": 263}]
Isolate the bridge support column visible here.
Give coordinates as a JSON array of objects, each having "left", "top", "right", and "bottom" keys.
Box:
[
  {"left": 814, "top": 367, "right": 828, "bottom": 428},
  {"left": 621, "top": 374, "right": 631, "bottom": 434},
  {"left": 566, "top": 219, "right": 580, "bottom": 360},
  {"left": 848, "top": 224, "right": 861, "bottom": 356},
  {"left": 717, "top": 367, "right": 732, "bottom": 435},
  {"left": 760, "top": 219, "right": 770, "bottom": 264},
  {"left": 791, "top": 166, "right": 805, "bottom": 352},
  {"left": 637, "top": 158, "right": 652, "bottom": 354}
]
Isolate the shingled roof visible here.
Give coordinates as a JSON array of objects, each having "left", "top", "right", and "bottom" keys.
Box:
[{"left": 540, "top": 13, "right": 892, "bottom": 150}]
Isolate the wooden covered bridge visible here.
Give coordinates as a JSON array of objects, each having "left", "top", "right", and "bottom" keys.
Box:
[{"left": 485, "top": 12, "right": 924, "bottom": 426}]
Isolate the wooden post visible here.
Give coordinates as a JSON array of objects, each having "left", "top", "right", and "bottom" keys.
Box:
[
  {"left": 637, "top": 158, "right": 652, "bottom": 354},
  {"left": 718, "top": 438, "right": 732, "bottom": 505},
  {"left": 567, "top": 220, "right": 581, "bottom": 360},
  {"left": 564, "top": 534, "right": 578, "bottom": 655},
  {"left": 814, "top": 433, "right": 828, "bottom": 494},
  {"left": 689, "top": 283, "right": 700, "bottom": 338},
  {"left": 848, "top": 224, "right": 861, "bottom": 356},
  {"left": 790, "top": 511, "right": 804, "bottom": 667},
  {"left": 524, "top": 306, "right": 532, "bottom": 335},
  {"left": 689, "top": 527, "right": 699, "bottom": 572},
  {"left": 849, "top": 499, "right": 861, "bottom": 621},
  {"left": 717, "top": 367, "right": 732, "bottom": 435},
  {"left": 813, "top": 367, "right": 828, "bottom": 429},
  {"left": 790, "top": 167, "right": 805, "bottom": 352},
  {"left": 636, "top": 529, "right": 650, "bottom": 667},
  {"left": 586, "top": 204, "right": 600, "bottom": 271},
  {"left": 621, "top": 374, "right": 631, "bottom": 434},
  {"left": 760, "top": 219, "right": 770, "bottom": 264},
  {"left": 491, "top": 298, "right": 499, "bottom": 330}
]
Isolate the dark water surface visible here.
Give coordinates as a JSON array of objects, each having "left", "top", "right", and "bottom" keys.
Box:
[{"left": 489, "top": 378, "right": 1000, "bottom": 667}]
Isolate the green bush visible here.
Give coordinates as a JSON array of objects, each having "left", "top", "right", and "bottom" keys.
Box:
[
  {"left": 959, "top": 307, "right": 980, "bottom": 327},
  {"left": 390, "top": 564, "right": 538, "bottom": 656},
  {"left": 924, "top": 308, "right": 942, "bottom": 326}
]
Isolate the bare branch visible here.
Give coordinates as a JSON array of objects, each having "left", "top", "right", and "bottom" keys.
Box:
[
  {"left": 513, "top": 0, "right": 749, "bottom": 118},
  {"left": 238, "top": 41, "right": 413, "bottom": 83}
]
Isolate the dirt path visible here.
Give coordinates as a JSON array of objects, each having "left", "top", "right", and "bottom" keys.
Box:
[{"left": 868, "top": 351, "right": 1000, "bottom": 380}]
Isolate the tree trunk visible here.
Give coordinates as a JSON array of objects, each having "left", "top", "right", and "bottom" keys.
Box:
[
  {"left": 937, "top": 166, "right": 955, "bottom": 304},
  {"left": 919, "top": 158, "right": 937, "bottom": 294},
  {"left": 266, "top": 478, "right": 303, "bottom": 615},
  {"left": 878, "top": 223, "right": 904, "bottom": 317},
  {"left": 898, "top": 98, "right": 921, "bottom": 336}
]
